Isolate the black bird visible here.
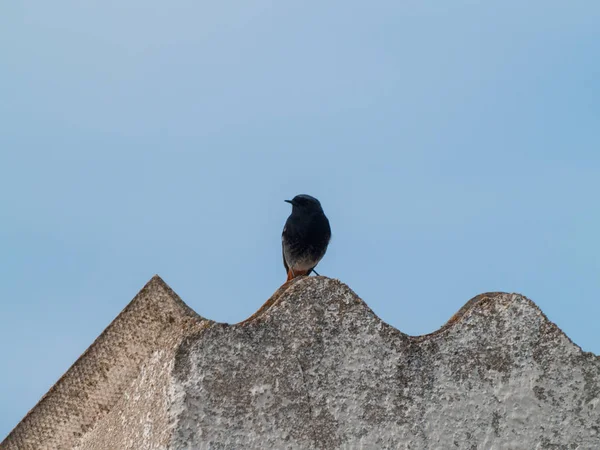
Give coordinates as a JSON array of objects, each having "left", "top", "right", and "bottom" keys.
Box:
[{"left": 282, "top": 194, "right": 331, "bottom": 281}]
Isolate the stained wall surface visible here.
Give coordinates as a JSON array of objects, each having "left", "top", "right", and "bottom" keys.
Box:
[{"left": 3, "top": 276, "right": 599, "bottom": 450}]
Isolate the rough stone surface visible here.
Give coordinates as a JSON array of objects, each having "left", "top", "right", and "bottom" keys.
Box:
[
  {"left": 1, "top": 276, "right": 208, "bottom": 450},
  {"left": 2, "top": 276, "right": 600, "bottom": 449}
]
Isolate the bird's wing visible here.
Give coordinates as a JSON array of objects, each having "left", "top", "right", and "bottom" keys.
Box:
[
  {"left": 281, "top": 225, "right": 289, "bottom": 273},
  {"left": 281, "top": 244, "right": 289, "bottom": 273}
]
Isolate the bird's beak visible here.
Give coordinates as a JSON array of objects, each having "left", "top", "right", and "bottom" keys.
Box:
[{"left": 284, "top": 199, "right": 293, "bottom": 205}]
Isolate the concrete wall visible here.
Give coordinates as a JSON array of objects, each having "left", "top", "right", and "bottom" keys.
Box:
[{"left": 2, "top": 276, "right": 599, "bottom": 449}]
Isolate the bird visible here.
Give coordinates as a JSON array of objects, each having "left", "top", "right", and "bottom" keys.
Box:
[{"left": 282, "top": 194, "right": 331, "bottom": 281}]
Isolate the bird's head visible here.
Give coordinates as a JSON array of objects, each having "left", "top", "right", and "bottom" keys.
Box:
[{"left": 285, "top": 194, "right": 323, "bottom": 213}]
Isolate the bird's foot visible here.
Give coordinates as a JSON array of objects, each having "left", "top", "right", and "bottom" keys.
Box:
[{"left": 286, "top": 268, "right": 310, "bottom": 282}]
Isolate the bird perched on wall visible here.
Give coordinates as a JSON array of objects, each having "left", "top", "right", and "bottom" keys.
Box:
[{"left": 282, "top": 194, "right": 331, "bottom": 281}]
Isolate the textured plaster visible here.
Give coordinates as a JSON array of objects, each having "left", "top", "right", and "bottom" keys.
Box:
[
  {"left": 1, "top": 276, "right": 208, "bottom": 450},
  {"left": 2, "top": 276, "right": 599, "bottom": 450}
]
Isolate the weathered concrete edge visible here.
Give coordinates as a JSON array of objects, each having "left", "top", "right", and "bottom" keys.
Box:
[
  {"left": 8, "top": 276, "right": 182, "bottom": 426},
  {"left": 170, "top": 277, "right": 598, "bottom": 369},
  {"left": 237, "top": 277, "right": 595, "bottom": 357},
  {"left": 166, "top": 276, "right": 600, "bottom": 449},
  {"left": 4, "top": 275, "right": 598, "bottom": 448},
  {"left": 416, "top": 290, "right": 589, "bottom": 355},
  {"left": 1, "top": 275, "right": 208, "bottom": 448}
]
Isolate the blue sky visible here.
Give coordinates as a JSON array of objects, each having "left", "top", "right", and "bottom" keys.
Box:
[{"left": 1, "top": 0, "right": 599, "bottom": 439}]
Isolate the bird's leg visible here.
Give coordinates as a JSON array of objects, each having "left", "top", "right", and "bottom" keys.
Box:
[
  {"left": 311, "top": 269, "right": 320, "bottom": 276},
  {"left": 287, "top": 268, "right": 295, "bottom": 281}
]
